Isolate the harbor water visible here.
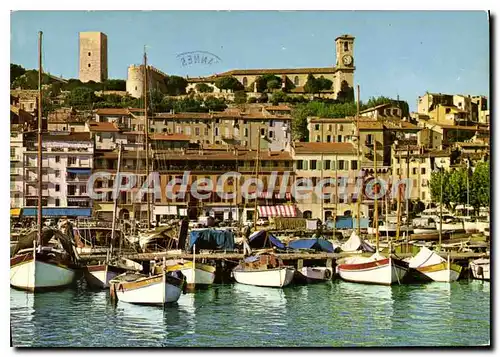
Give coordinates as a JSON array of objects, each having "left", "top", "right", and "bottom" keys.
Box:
[{"left": 11, "top": 279, "right": 490, "bottom": 347}]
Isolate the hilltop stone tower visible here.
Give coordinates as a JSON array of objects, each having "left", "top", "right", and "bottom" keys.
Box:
[{"left": 79, "top": 32, "right": 108, "bottom": 83}]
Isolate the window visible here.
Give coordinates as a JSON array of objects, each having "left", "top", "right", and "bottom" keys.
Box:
[
  {"left": 195, "top": 127, "right": 200, "bottom": 136},
  {"left": 297, "top": 160, "right": 303, "bottom": 170},
  {"left": 397, "top": 168, "right": 400, "bottom": 175},
  {"left": 314, "top": 124, "right": 320, "bottom": 131},
  {"left": 55, "top": 156, "right": 60, "bottom": 163},
  {"left": 344, "top": 41, "right": 349, "bottom": 51},
  {"left": 55, "top": 184, "right": 60, "bottom": 192},
  {"left": 338, "top": 160, "right": 345, "bottom": 170},
  {"left": 55, "top": 199, "right": 60, "bottom": 207},
  {"left": 55, "top": 170, "right": 60, "bottom": 178},
  {"left": 242, "top": 77, "right": 248, "bottom": 86},
  {"left": 81, "top": 185, "right": 87, "bottom": 194},
  {"left": 339, "top": 125, "right": 344, "bottom": 131},
  {"left": 351, "top": 160, "right": 358, "bottom": 170},
  {"left": 68, "top": 157, "right": 76, "bottom": 165},
  {"left": 244, "top": 128, "right": 249, "bottom": 137},
  {"left": 294, "top": 76, "right": 299, "bottom": 86},
  {"left": 324, "top": 160, "right": 331, "bottom": 170},
  {"left": 310, "top": 160, "right": 317, "bottom": 170},
  {"left": 338, "top": 135, "right": 342, "bottom": 142},
  {"left": 204, "top": 128, "right": 209, "bottom": 136},
  {"left": 260, "top": 128, "right": 266, "bottom": 136},
  {"left": 316, "top": 135, "right": 321, "bottom": 142},
  {"left": 421, "top": 168, "right": 426, "bottom": 174},
  {"left": 445, "top": 108, "right": 451, "bottom": 114},
  {"left": 393, "top": 109, "right": 399, "bottom": 116},
  {"left": 396, "top": 158, "right": 400, "bottom": 164},
  {"left": 269, "top": 120, "right": 274, "bottom": 127},
  {"left": 327, "top": 125, "right": 332, "bottom": 131},
  {"left": 366, "top": 134, "right": 373, "bottom": 144},
  {"left": 326, "top": 135, "right": 331, "bottom": 142},
  {"left": 269, "top": 131, "right": 274, "bottom": 138},
  {"left": 412, "top": 168, "right": 417, "bottom": 175},
  {"left": 215, "top": 128, "right": 219, "bottom": 136},
  {"left": 10, "top": 147, "right": 15, "bottom": 158},
  {"left": 88, "top": 64, "right": 91, "bottom": 68}
]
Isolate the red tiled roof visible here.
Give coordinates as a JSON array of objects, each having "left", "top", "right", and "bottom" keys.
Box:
[
  {"left": 294, "top": 142, "right": 357, "bottom": 155},
  {"left": 266, "top": 105, "right": 292, "bottom": 111},
  {"left": 359, "top": 103, "right": 393, "bottom": 114},
  {"left": 88, "top": 121, "right": 120, "bottom": 132},
  {"left": 308, "top": 116, "right": 354, "bottom": 123},
  {"left": 357, "top": 121, "right": 384, "bottom": 130},
  {"left": 43, "top": 132, "right": 91, "bottom": 142}
]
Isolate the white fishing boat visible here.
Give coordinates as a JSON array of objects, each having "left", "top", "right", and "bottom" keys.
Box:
[
  {"left": 337, "top": 252, "right": 409, "bottom": 285},
  {"left": 10, "top": 229, "right": 78, "bottom": 291},
  {"left": 469, "top": 258, "right": 490, "bottom": 281},
  {"left": 232, "top": 253, "right": 295, "bottom": 288},
  {"left": 84, "top": 258, "right": 143, "bottom": 289},
  {"left": 406, "top": 247, "right": 462, "bottom": 282},
  {"left": 294, "top": 266, "right": 333, "bottom": 283},
  {"left": 165, "top": 260, "right": 216, "bottom": 288},
  {"left": 109, "top": 269, "right": 184, "bottom": 305}
]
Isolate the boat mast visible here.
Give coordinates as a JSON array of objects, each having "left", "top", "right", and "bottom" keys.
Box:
[
  {"left": 253, "top": 130, "right": 261, "bottom": 231},
  {"left": 334, "top": 153, "right": 338, "bottom": 238},
  {"left": 374, "top": 140, "right": 379, "bottom": 252},
  {"left": 37, "top": 31, "right": 43, "bottom": 246},
  {"left": 144, "top": 48, "right": 151, "bottom": 229},
  {"left": 405, "top": 144, "right": 410, "bottom": 252},
  {"left": 356, "top": 85, "right": 361, "bottom": 235},
  {"left": 320, "top": 152, "right": 324, "bottom": 222},
  {"left": 110, "top": 143, "right": 123, "bottom": 257},
  {"left": 395, "top": 151, "right": 402, "bottom": 241}
]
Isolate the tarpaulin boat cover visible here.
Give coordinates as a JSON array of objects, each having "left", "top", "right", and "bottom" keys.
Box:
[
  {"left": 407, "top": 246, "right": 444, "bottom": 268},
  {"left": 248, "top": 230, "right": 286, "bottom": 249},
  {"left": 288, "top": 238, "right": 335, "bottom": 253},
  {"left": 340, "top": 231, "right": 375, "bottom": 253},
  {"left": 188, "top": 229, "right": 235, "bottom": 252}
]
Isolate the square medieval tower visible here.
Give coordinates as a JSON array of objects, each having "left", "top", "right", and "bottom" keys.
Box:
[{"left": 79, "top": 32, "right": 108, "bottom": 83}]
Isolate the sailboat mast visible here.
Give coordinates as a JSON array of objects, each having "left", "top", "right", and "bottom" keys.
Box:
[
  {"left": 356, "top": 85, "right": 361, "bottom": 235},
  {"left": 395, "top": 152, "right": 402, "bottom": 241},
  {"left": 253, "top": 131, "right": 261, "bottom": 231},
  {"left": 110, "top": 143, "right": 123, "bottom": 256},
  {"left": 37, "top": 31, "right": 43, "bottom": 246},
  {"left": 374, "top": 140, "right": 379, "bottom": 252},
  {"left": 144, "top": 48, "right": 151, "bottom": 229}
]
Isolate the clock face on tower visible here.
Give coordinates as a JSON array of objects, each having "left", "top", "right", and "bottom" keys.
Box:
[{"left": 342, "top": 55, "right": 353, "bottom": 66}]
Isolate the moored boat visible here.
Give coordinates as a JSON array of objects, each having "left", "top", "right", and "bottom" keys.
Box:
[
  {"left": 84, "top": 258, "right": 143, "bottom": 289},
  {"left": 109, "top": 268, "right": 184, "bottom": 306},
  {"left": 10, "top": 229, "right": 79, "bottom": 292},
  {"left": 294, "top": 266, "right": 333, "bottom": 284},
  {"left": 232, "top": 253, "right": 295, "bottom": 288},
  {"left": 469, "top": 258, "right": 490, "bottom": 281},
  {"left": 337, "top": 252, "right": 409, "bottom": 285},
  {"left": 406, "top": 247, "right": 462, "bottom": 282},
  {"left": 165, "top": 260, "right": 216, "bottom": 288}
]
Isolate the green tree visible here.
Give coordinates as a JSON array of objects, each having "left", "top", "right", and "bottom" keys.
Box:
[
  {"left": 267, "top": 79, "right": 281, "bottom": 92},
  {"left": 234, "top": 90, "right": 247, "bottom": 104},
  {"left": 257, "top": 93, "right": 268, "bottom": 103},
  {"left": 316, "top": 76, "right": 333, "bottom": 91},
  {"left": 204, "top": 96, "right": 227, "bottom": 111},
  {"left": 336, "top": 80, "right": 354, "bottom": 103},
  {"left": 429, "top": 169, "right": 452, "bottom": 209},
  {"left": 254, "top": 74, "right": 282, "bottom": 93},
  {"left": 247, "top": 97, "right": 257, "bottom": 104},
  {"left": 102, "top": 79, "right": 126, "bottom": 91},
  {"left": 65, "top": 87, "right": 98, "bottom": 108},
  {"left": 11, "top": 64, "right": 26, "bottom": 84},
  {"left": 214, "top": 76, "right": 244, "bottom": 91},
  {"left": 304, "top": 74, "right": 320, "bottom": 94},
  {"left": 471, "top": 161, "right": 490, "bottom": 212},
  {"left": 448, "top": 168, "right": 468, "bottom": 210},
  {"left": 164, "top": 76, "right": 188, "bottom": 96},
  {"left": 271, "top": 90, "right": 288, "bottom": 105},
  {"left": 195, "top": 83, "right": 214, "bottom": 93}
]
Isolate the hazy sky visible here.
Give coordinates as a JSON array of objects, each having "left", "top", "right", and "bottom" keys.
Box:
[{"left": 10, "top": 10, "right": 489, "bottom": 110}]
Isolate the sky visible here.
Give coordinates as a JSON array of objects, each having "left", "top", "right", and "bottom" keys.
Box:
[{"left": 10, "top": 10, "right": 489, "bottom": 111}]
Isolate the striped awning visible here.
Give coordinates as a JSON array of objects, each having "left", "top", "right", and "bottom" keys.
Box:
[{"left": 258, "top": 205, "right": 297, "bottom": 218}]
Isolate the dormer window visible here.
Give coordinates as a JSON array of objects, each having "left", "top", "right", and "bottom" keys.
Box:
[{"left": 344, "top": 42, "right": 349, "bottom": 51}]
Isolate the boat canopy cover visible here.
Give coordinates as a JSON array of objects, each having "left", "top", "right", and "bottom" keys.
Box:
[
  {"left": 243, "top": 255, "right": 260, "bottom": 263},
  {"left": 288, "top": 238, "right": 335, "bottom": 253},
  {"left": 248, "top": 230, "right": 286, "bottom": 249},
  {"left": 188, "top": 229, "right": 235, "bottom": 252},
  {"left": 407, "top": 246, "right": 444, "bottom": 268},
  {"left": 340, "top": 231, "right": 375, "bottom": 253}
]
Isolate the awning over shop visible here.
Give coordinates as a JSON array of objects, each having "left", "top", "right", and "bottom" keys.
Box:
[
  {"left": 22, "top": 207, "right": 92, "bottom": 217},
  {"left": 10, "top": 208, "right": 21, "bottom": 217},
  {"left": 67, "top": 168, "right": 92, "bottom": 175},
  {"left": 258, "top": 205, "right": 297, "bottom": 218}
]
